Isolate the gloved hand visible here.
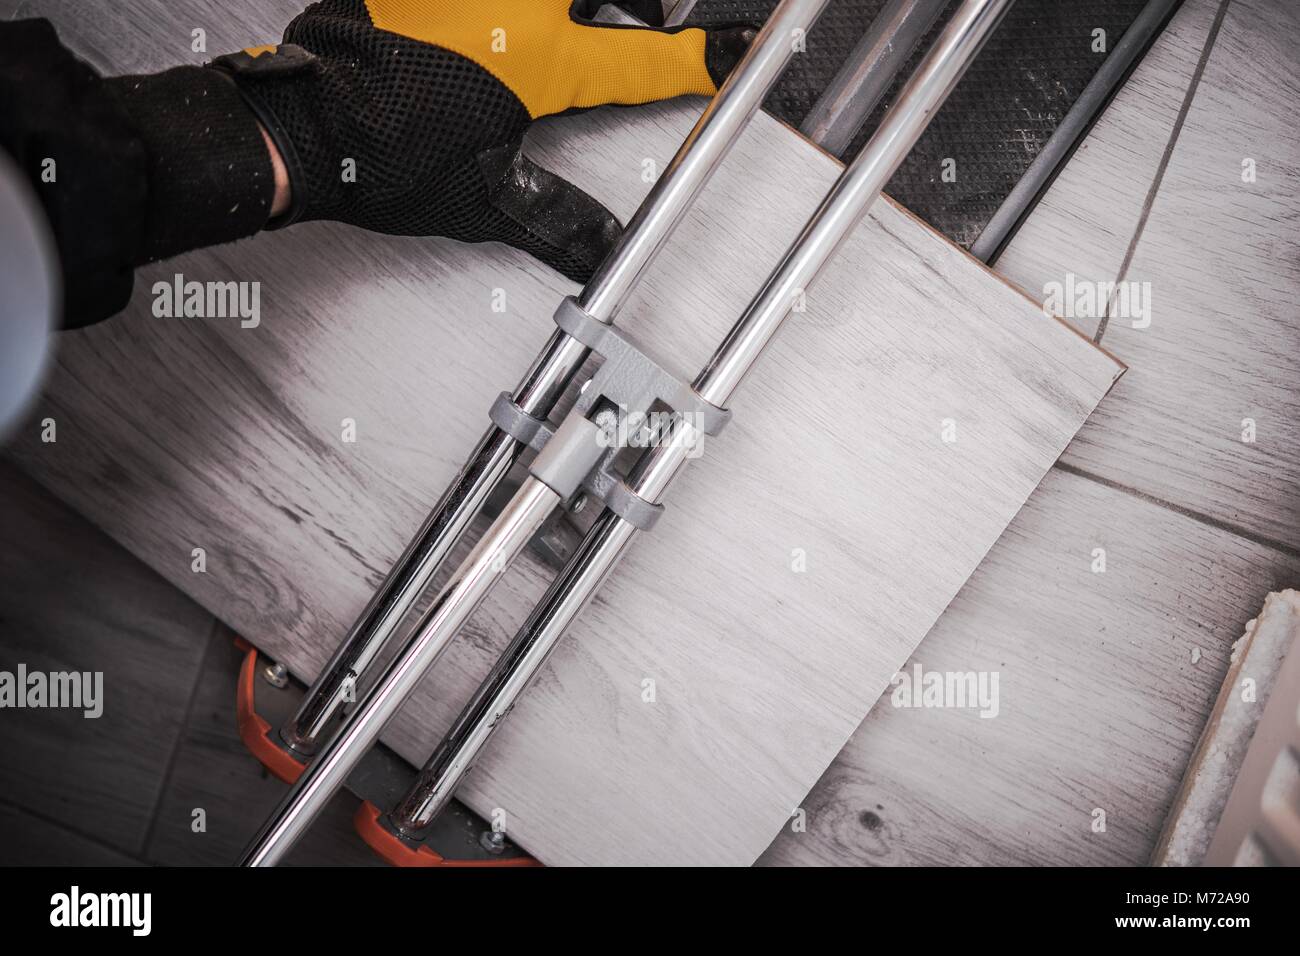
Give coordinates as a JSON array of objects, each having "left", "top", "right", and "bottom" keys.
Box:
[{"left": 213, "top": 0, "right": 754, "bottom": 282}]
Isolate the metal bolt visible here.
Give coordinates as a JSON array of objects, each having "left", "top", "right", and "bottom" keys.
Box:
[
  {"left": 262, "top": 661, "right": 290, "bottom": 689},
  {"left": 479, "top": 829, "right": 507, "bottom": 855},
  {"left": 569, "top": 494, "right": 588, "bottom": 514},
  {"left": 595, "top": 408, "right": 618, "bottom": 432}
]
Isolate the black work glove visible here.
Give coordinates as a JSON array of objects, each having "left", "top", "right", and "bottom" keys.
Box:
[{"left": 213, "top": 0, "right": 754, "bottom": 282}]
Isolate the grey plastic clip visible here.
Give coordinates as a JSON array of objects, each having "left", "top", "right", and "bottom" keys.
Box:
[
  {"left": 530, "top": 414, "right": 605, "bottom": 501},
  {"left": 489, "top": 392, "right": 554, "bottom": 452},
  {"left": 582, "top": 460, "right": 663, "bottom": 531}
]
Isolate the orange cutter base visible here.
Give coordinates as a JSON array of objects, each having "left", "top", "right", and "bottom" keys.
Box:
[
  {"left": 235, "top": 638, "right": 307, "bottom": 785},
  {"left": 353, "top": 801, "right": 542, "bottom": 868}
]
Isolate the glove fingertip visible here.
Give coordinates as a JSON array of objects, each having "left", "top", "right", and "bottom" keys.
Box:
[
  {"left": 704, "top": 25, "right": 759, "bottom": 89},
  {"left": 482, "top": 145, "right": 621, "bottom": 284}
]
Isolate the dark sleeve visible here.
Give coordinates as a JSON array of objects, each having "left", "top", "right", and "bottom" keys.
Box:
[{"left": 0, "top": 18, "right": 275, "bottom": 328}]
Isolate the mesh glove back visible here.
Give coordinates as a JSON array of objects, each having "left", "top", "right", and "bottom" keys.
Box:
[{"left": 215, "top": 0, "right": 752, "bottom": 282}]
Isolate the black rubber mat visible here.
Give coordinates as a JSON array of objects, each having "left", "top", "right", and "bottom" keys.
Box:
[{"left": 686, "top": 0, "right": 1159, "bottom": 249}]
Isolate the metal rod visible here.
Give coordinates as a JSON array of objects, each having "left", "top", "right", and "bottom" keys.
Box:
[
  {"left": 277, "top": 0, "right": 829, "bottom": 756},
  {"left": 241, "top": 477, "right": 561, "bottom": 867},
  {"left": 579, "top": 0, "right": 831, "bottom": 320},
  {"left": 663, "top": 0, "right": 703, "bottom": 28},
  {"left": 695, "top": 0, "right": 1009, "bottom": 405},
  {"left": 383, "top": 0, "right": 1012, "bottom": 847},
  {"left": 968, "top": 0, "right": 1182, "bottom": 264},
  {"left": 800, "top": 0, "right": 948, "bottom": 157},
  {"left": 241, "top": 0, "right": 831, "bottom": 864},
  {"left": 280, "top": 429, "right": 513, "bottom": 752},
  {"left": 390, "top": 514, "right": 637, "bottom": 834}
]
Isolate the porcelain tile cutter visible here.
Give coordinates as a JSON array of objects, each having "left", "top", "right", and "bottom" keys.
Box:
[{"left": 238, "top": 0, "right": 1013, "bottom": 866}]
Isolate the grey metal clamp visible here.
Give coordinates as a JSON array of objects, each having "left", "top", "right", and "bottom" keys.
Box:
[{"left": 487, "top": 297, "right": 732, "bottom": 531}]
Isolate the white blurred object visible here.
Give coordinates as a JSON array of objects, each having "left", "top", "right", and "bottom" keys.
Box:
[
  {"left": 1154, "top": 589, "right": 1300, "bottom": 866},
  {"left": 1205, "top": 592, "right": 1300, "bottom": 866},
  {"left": 0, "top": 148, "right": 57, "bottom": 439}
]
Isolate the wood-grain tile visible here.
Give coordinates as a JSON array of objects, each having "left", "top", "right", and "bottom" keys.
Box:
[
  {"left": 763, "top": 468, "right": 1300, "bottom": 865},
  {"left": 769, "top": 0, "right": 1300, "bottom": 867},
  {"left": 0, "top": 801, "right": 142, "bottom": 866},
  {"left": 1055, "top": 0, "right": 1300, "bottom": 546},
  {"left": 0, "top": 462, "right": 213, "bottom": 857}
]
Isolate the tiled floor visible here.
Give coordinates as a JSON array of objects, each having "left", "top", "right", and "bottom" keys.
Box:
[
  {"left": 1, "top": 0, "right": 1295, "bottom": 866},
  {"left": 765, "top": 0, "right": 1300, "bottom": 866},
  {"left": 0, "top": 463, "right": 376, "bottom": 866}
]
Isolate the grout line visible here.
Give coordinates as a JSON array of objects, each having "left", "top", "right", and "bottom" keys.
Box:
[
  {"left": 1054, "top": 460, "right": 1300, "bottom": 561},
  {"left": 1095, "top": 0, "right": 1233, "bottom": 344},
  {"left": 0, "top": 793, "right": 149, "bottom": 865},
  {"left": 137, "top": 616, "right": 222, "bottom": 860}
]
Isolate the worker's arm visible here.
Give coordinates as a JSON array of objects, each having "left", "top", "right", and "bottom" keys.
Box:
[{"left": 0, "top": 2, "right": 752, "bottom": 329}]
